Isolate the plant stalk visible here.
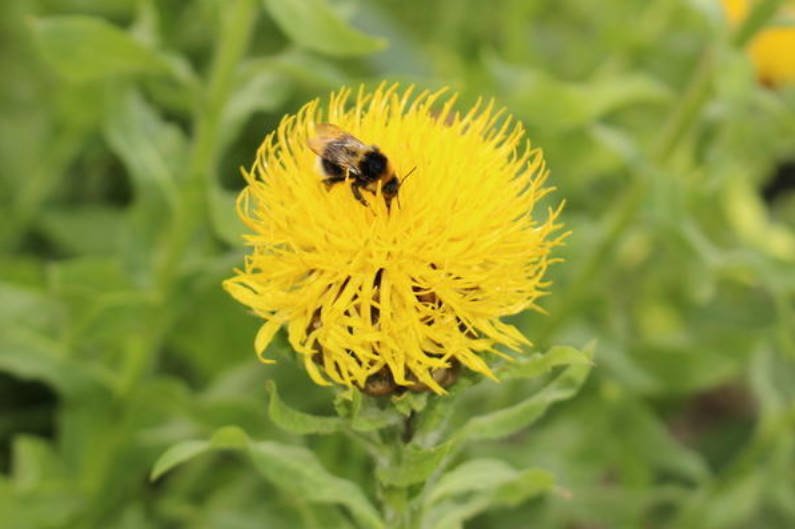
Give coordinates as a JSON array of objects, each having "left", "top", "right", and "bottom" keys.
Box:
[{"left": 542, "top": 0, "right": 786, "bottom": 341}]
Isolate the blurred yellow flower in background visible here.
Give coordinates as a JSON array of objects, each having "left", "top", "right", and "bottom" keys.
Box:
[
  {"left": 722, "top": 0, "right": 795, "bottom": 86},
  {"left": 224, "top": 84, "right": 565, "bottom": 395}
]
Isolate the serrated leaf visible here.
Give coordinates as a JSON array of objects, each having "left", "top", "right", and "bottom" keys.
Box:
[
  {"left": 459, "top": 362, "right": 591, "bottom": 442},
  {"left": 266, "top": 381, "right": 343, "bottom": 434},
  {"left": 263, "top": 0, "right": 386, "bottom": 56},
  {"left": 376, "top": 441, "right": 451, "bottom": 487},
  {"left": 31, "top": 15, "right": 171, "bottom": 82}
]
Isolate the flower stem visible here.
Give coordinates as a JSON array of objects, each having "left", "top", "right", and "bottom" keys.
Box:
[
  {"left": 155, "top": 0, "right": 257, "bottom": 290},
  {"left": 656, "top": 0, "right": 785, "bottom": 161},
  {"left": 731, "top": 0, "right": 786, "bottom": 48},
  {"left": 542, "top": 0, "right": 784, "bottom": 341},
  {"left": 653, "top": 48, "right": 715, "bottom": 162},
  {"left": 374, "top": 415, "right": 422, "bottom": 529},
  {"left": 381, "top": 484, "right": 413, "bottom": 529},
  {"left": 122, "top": 0, "right": 257, "bottom": 391},
  {"left": 402, "top": 410, "right": 417, "bottom": 443}
]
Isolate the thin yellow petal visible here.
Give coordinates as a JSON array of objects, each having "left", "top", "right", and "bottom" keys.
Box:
[{"left": 225, "top": 84, "right": 567, "bottom": 395}]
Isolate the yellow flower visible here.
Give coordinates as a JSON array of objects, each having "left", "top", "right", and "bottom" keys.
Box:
[
  {"left": 722, "top": 0, "right": 795, "bottom": 86},
  {"left": 224, "top": 84, "right": 565, "bottom": 395}
]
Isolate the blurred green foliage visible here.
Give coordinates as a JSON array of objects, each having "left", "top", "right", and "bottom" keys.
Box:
[{"left": 1, "top": 0, "right": 795, "bottom": 528}]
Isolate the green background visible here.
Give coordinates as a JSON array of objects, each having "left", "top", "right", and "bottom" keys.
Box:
[{"left": 1, "top": 0, "right": 795, "bottom": 527}]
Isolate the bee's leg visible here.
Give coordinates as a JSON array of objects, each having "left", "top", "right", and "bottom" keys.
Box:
[
  {"left": 322, "top": 175, "right": 346, "bottom": 188},
  {"left": 350, "top": 181, "right": 369, "bottom": 206}
]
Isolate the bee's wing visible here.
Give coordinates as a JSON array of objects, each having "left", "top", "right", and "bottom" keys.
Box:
[
  {"left": 307, "top": 123, "right": 368, "bottom": 174},
  {"left": 314, "top": 122, "right": 347, "bottom": 138},
  {"left": 307, "top": 123, "right": 347, "bottom": 156}
]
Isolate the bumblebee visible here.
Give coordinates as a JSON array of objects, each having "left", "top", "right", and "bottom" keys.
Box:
[{"left": 308, "top": 123, "right": 404, "bottom": 207}]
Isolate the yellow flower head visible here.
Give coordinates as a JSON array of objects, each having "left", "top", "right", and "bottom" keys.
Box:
[
  {"left": 722, "top": 0, "right": 795, "bottom": 86},
  {"left": 224, "top": 84, "right": 565, "bottom": 395}
]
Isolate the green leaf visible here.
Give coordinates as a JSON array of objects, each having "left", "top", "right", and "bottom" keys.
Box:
[
  {"left": 209, "top": 187, "right": 247, "bottom": 247},
  {"left": 209, "top": 425, "right": 251, "bottom": 449},
  {"left": 459, "top": 361, "right": 592, "bottom": 442},
  {"left": 424, "top": 467, "right": 555, "bottom": 529},
  {"left": 10, "top": 435, "right": 64, "bottom": 491},
  {"left": 489, "top": 468, "right": 555, "bottom": 506},
  {"left": 150, "top": 426, "right": 249, "bottom": 481},
  {"left": 248, "top": 441, "right": 384, "bottom": 529},
  {"left": 48, "top": 257, "right": 132, "bottom": 297},
  {"left": 242, "top": 50, "right": 347, "bottom": 90},
  {"left": 376, "top": 441, "right": 452, "bottom": 487},
  {"left": 585, "top": 76, "right": 672, "bottom": 121},
  {"left": 265, "top": 381, "right": 343, "bottom": 435},
  {"left": 673, "top": 473, "right": 764, "bottom": 529},
  {"left": 0, "top": 477, "right": 83, "bottom": 529},
  {"left": 749, "top": 347, "right": 787, "bottom": 429},
  {"left": 392, "top": 391, "right": 429, "bottom": 416},
  {"left": 30, "top": 15, "right": 171, "bottom": 82},
  {"left": 426, "top": 459, "right": 519, "bottom": 504},
  {"left": 150, "top": 426, "right": 384, "bottom": 529},
  {"left": 594, "top": 338, "right": 661, "bottom": 394},
  {"left": 412, "top": 378, "right": 475, "bottom": 443},
  {"left": 620, "top": 399, "right": 710, "bottom": 483},
  {"left": 167, "top": 276, "right": 259, "bottom": 380},
  {"left": 149, "top": 439, "right": 210, "bottom": 481},
  {"left": 263, "top": 0, "right": 387, "bottom": 56},
  {"left": 103, "top": 87, "right": 183, "bottom": 206},
  {"left": 499, "top": 345, "right": 593, "bottom": 380},
  {"left": 0, "top": 282, "right": 60, "bottom": 331},
  {"left": 219, "top": 68, "right": 291, "bottom": 151},
  {"left": 0, "top": 258, "right": 46, "bottom": 289},
  {"left": 0, "top": 330, "right": 111, "bottom": 397},
  {"left": 334, "top": 390, "right": 401, "bottom": 432},
  {"left": 38, "top": 206, "right": 125, "bottom": 256},
  {"left": 486, "top": 52, "right": 670, "bottom": 134},
  {"left": 46, "top": 258, "right": 158, "bottom": 364}
]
